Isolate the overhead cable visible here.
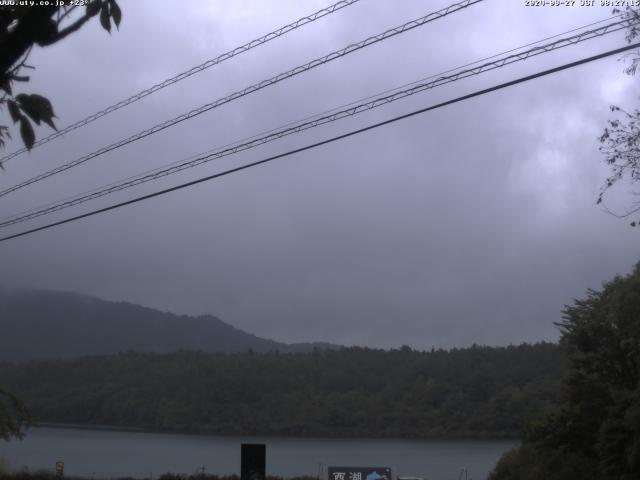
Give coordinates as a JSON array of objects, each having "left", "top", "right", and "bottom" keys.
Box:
[
  {"left": 0, "top": 0, "right": 363, "bottom": 166},
  {"left": 0, "top": 17, "right": 634, "bottom": 229},
  {"left": 0, "top": 0, "right": 483, "bottom": 199},
  {"left": 1, "top": 41, "right": 638, "bottom": 243}
]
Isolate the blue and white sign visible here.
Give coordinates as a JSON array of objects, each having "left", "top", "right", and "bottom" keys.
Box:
[{"left": 328, "top": 466, "right": 392, "bottom": 480}]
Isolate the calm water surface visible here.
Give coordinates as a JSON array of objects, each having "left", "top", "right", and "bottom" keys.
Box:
[{"left": 1, "top": 427, "right": 516, "bottom": 480}]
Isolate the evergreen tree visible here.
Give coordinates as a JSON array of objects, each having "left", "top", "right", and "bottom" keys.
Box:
[{"left": 490, "top": 262, "right": 640, "bottom": 480}]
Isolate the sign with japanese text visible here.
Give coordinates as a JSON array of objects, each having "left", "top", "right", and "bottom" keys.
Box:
[{"left": 328, "top": 466, "right": 391, "bottom": 480}]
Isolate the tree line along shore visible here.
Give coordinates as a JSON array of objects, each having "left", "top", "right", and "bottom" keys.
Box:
[{"left": 0, "top": 343, "right": 564, "bottom": 439}]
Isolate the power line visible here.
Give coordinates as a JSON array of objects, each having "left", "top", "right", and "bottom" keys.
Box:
[
  {"left": 32, "top": 3, "right": 615, "bottom": 223},
  {"left": 1, "top": 42, "right": 638, "bottom": 244},
  {"left": 0, "top": 0, "right": 363, "bottom": 166},
  {"left": 1, "top": 12, "right": 623, "bottom": 225},
  {"left": 0, "top": 0, "right": 483, "bottom": 199},
  {"left": 0, "top": 17, "right": 634, "bottom": 229},
  {"left": 0, "top": 17, "right": 631, "bottom": 226}
]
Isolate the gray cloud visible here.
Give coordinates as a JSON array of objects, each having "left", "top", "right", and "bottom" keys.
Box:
[{"left": 1, "top": 0, "right": 639, "bottom": 349}]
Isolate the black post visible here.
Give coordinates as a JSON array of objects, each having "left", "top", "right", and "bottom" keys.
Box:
[{"left": 241, "top": 444, "right": 266, "bottom": 480}]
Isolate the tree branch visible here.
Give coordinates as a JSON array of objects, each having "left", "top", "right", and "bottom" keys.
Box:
[
  {"left": 38, "top": 3, "right": 104, "bottom": 46},
  {"left": 55, "top": 6, "right": 79, "bottom": 26},
  {"left": 0, "top": 6, "right": 57, "bottom": 76}
]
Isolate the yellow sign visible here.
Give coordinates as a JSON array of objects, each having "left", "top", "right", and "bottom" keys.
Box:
[{"left": 55, "top": 461, "right": 64, "bottom": 477}]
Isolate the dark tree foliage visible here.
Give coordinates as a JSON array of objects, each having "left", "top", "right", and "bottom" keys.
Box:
[
  {"left": 0, "top": 386, "right": 30, "bottom": 441},
  {"left": 598, "top": 7, "right": 640, "bottom": 226},
  {"left": 489, "top": 262, "right": 640, "bottom": 480},
  {"left": 0, "top": 343, "right": 564, "bottom": 439},
  {"left": 0, "top": 0, "right": 121, "bottom": 154}
]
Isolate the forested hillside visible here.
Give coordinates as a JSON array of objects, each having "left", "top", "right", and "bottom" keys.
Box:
[
  {"left": 0, "top": 288, "right": 334, "bottom": 360},
  {"left": 0, "top": 343, "right": 564, "bottom": 438}
]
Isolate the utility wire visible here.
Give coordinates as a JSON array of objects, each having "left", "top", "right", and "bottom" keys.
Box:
[
  {"left": 0, "top": 0, "right": 363, "bottom": 166},
  {"left": 0, "top": 17, "right": 634, "bottom": 229},
  {"left": 2, "top": 10, "right": 623, "bottom": 218},
  {"left": 0, "top": 0, "right": 483, "bottom": 199},
  {"left": 0, "top": 16, "right": 630, "bottom": 226},
  {"left": 1, "top": 42, "right": 638, "bottom": 244},
  {"left": 1, "top": 9, "right": 629, "bottom": 228},
  {"left": 6, "top": 10, "right": 624, "bottom": 222}
]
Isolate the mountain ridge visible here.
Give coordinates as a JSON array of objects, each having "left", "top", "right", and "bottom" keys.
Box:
[{"left": 0, "top": 287, "right": 337, "bottom": 360}]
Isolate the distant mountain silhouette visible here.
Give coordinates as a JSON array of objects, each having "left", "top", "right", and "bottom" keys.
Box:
[{"left": 0, "top": 288, "right": 337, "bottom": 360}]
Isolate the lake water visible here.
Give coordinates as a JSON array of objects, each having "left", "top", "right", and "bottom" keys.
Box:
[{"left": 1, "top": 427, "right": 516, "bottom": 480}]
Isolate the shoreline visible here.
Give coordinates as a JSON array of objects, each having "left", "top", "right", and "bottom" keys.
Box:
[{"left": 31, "top": 422, "right": 520, "bottom": 442}]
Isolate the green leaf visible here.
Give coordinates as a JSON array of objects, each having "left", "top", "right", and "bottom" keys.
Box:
[
  {"left": 100, "top": 3, "right": 111, "bottom": 33},
  {"left": 19, "top": 117, "right": 35, "bottom": 150},
  {"left": 86, "top": 0, "right": 101, "bottom": 16},
  {"left": 28, "top": 94, "right": 56, "bottom": 130},
  {"left": 109, "top": 0, "right": 121, "bottom": 28},
  {"left": 7, "top": 100, "right": 21, "bottom": 124},
  {"left": 41, "top": 116, "right": 56, "bottom": 131},
  {"left": 15, "top": 94, "right": 57, "bottom": 130},
  {"left": 16, "top": 93, "right": 40, "bottom": 124},
  {"left": 26, "top": 94, "right": 55, "bottom": 118}
]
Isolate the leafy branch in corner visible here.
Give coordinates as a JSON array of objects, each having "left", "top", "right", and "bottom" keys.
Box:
[
  {"left": 598, "top": 6, "right": 640, "bottom": 226},
  {"left": 0, "top": 0, "right": 122, "bottom": 160},
  {"left": 598, "top": 104, "right": 640, "bottom": 226}
]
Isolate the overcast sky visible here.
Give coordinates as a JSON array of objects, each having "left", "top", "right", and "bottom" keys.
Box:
[{"left": 0, "top": 0, "right": 639, "bottom": 349}]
